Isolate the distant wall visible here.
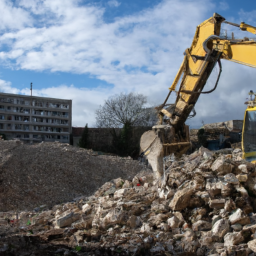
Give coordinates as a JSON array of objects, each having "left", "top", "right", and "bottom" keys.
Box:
[{"left": 73, "top": 126, "right": 151, "bottom": 152}]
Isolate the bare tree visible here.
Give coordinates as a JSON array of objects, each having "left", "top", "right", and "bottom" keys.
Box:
[{"left": 95, "top": 92, "right": 153, "bottom": 128}]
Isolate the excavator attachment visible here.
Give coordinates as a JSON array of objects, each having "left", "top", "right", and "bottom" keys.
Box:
[{"left": 140, "top": 124, "right": 191, "bottom": 178}]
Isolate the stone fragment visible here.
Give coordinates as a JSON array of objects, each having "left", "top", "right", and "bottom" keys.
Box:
[
  {"left": 104, "top": 186, "right": 116, "bottom": 196},
  {"left": 235, "top": 186, "right": 249, "bottom": 198},
  {"left": 114, "top": 188, "right": 130, "bottom": 199},
  {"left": 140, "top": 223, "right": 151, "bottom": 233},
  {"left": 211, "top": 219, "right": 230, "bottom": 238},
  {"left": 122, "top": 180, "right": 132, "bottom": 188},
  {"left": 246, "top": 177, "right": 256, "bottom": 197},
  {"left": 224, "top": 198, "right": 236, "bottom": 212},
  {"left": 224, "top": 232, "right": 244, "bottom": 247},
  {"left": 31, "top": 210, "right": 52, "bottom": 226},
  {"left": 192, "top": 220, "right": 212, "bottom": 231},
  {"left": 224, "top": 173, "right": 239, "bottom": 184},
  {"left": 236, "top": 174, "right": 248, "bottom": 182},
  {"left": 100, "top": 208, "right": 126, "bottom": 229},
  {"left": 167, "top": 216, "right": 180, "bottom": 229},
  {"left": 238, "top": 164, "right": 248, "bottom": 174},
  {"left": 211, "top": 156, "right": 233, "bottom": 175},
  {"left": 82, "top": 203, "right": 91, "bottom": 214},
  {"left": 206, "top": 178, "right": 221, "bottom": 197},
  {"left": 248, "top": 239, "right": 256, "bottom": 252},
  {"left": 231, "top": 224, "right": 242, "bottom": 231},
  {"left": 209, "top": 199, "right": 225, "bottom": 209},
  {"left": 127, "top": 215, "right": 142, "bottom": 229},
  {"left": 169, "top": 180, "right": 198, "bottom": 211},
  {"left": 56, "top": 211, "right": 80, "bottom": 228},
  {"left": 229, "top": 208, "right": 251, "bottom": 225},
  {"left": 113, "top": 178, "right": 124, "bottom": 188}
]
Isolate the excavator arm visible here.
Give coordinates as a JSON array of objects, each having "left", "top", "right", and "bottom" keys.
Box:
[{"left": 140, "top": 13, "right": 256, "bottom": 178}]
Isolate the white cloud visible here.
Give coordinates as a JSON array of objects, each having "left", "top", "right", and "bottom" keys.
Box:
[
  {"left": 108, "top": 0, "right": 120, "bottom": 7},
  {"left": 1, "top": 0, "right": 255, "bottom": 128},
  {"left": 0, "top": 79, "right": 20, "bottom": 94},
  {"left": 0, "top": 0, "right": 32, "bottom": 31}
]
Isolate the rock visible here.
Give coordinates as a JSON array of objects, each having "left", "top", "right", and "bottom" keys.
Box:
[
  {"left": 82, "top": 203, "right": 91, "bottom": 214},
  {"left": 114, "top": 188, "right": 130, "bottom": 199},
  {"left": 211, "top": 219, "right": 230, "bottom": 238},
  {"left": 224, "top": 173, "right": 239, "bottom": 184},
  {"left": 236, "top": 174, "right": 248, "bottom": 182},
  {"left": 127, "top": 215, "right": 142, "bottom": 229},
  {"left": 169, "top": 180, "right": 199, "bottom": 211},
  {"left": 229, "top": 208, "right": 251, "bottom": 225},
  {"left": 238, "top": 164, "right": 248, "bottom": 174},
  {"left": 224, "top": 198, "right": 236, "bottom": 212},
  {"left": 167, "top": 216, "right": 180, "bottom": 229},
  {"left": 211, "top": 156, "right": 233, "bottom": 175},
  {"left": 224, "top": 232, "right": 244, "bottom": 247},
  {"left": 113, "top": 178, "right": 124, "bottom": 188},
  {"left": 56, "top": 211, "right": 81, "bottom": 228},
  {"left": 206, "top": 178, "right": 221, "bottom": 197},
  {"left": 100, "top": 208, "right": 126, "bottom": 229},
  {"left": 209, "top": 199, "right": 225, "bottom": 209},
  {"left": 231, "top": 224, "right": 242, "bottom": 231},
  {"left": 248, "top": 239, "right": 256, "bottom": 252},
  {"left": 140, "top": 223, "right": 151, "bottom": 233},
  {"left": 192, "top": 220, "right": 212, "bottom": 231}
]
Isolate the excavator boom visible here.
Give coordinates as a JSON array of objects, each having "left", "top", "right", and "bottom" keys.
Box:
[{"left": 140, "top": 13, "right": 256, "bottom": 177}]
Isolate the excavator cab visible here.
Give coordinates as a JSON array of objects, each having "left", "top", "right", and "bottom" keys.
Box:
[{"left": 242, "top": 91, "right": 256, "bottom": 163}]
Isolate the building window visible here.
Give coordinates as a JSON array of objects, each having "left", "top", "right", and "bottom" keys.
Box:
[
  {"left": 23, "top": 125, "right": 29, "bottom": 131},
  {"left": 15, "top": 124, "right": 22, "bottom": 130},
  {"left": 24, "top": 134, "right": 29, "bottom": 138}
]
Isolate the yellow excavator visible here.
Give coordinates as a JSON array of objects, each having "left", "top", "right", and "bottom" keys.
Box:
[{"left": 140, "top": 13, "right": 256, "bottom": 177}]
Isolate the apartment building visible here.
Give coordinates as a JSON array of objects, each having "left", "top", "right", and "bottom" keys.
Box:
[{"left": 0, "top": 92, "right": 72, "bottom": 144}]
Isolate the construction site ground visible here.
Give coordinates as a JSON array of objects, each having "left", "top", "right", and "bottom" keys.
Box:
[{"left": 2, "top": 140, "right": 256, "bottom": 255}]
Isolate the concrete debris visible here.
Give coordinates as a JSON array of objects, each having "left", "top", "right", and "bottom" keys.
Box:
[
  {"left": 0, "top": 140, "right": 150, "bottom": 211},
  {"left": 2, "top": 144, "right": 256, "bottom": 255}
]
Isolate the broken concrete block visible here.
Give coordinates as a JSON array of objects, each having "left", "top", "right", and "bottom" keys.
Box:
[
  {"left": 238, "top": 164, "right": 248, "bottom": 174},
  {"left": 224, "top": 198, "right": 236, "bottom": 212},
  {"left": 113, "top": 178, "right": 124, "bottom": 188},
  {"left": 211, "top": 156, "right": 233, "bottom": 175},
  {"left": 211, "top": 219, "right": 230, "bottom": 238},
  {"left": 209, "top": 199, "right": 225, "bottom": 209},
  {"left": 192, "top": 220, "right": 212, "bottom": 231},
  {"left": 140, "top": 223, "right": 151, "bottom": 233},
  {"left": 206, "top": 178, "right": 221, "bottom": 197},
  {"left": 236, "top": 174, "right": 248, "bottom": 183},
  {"left": 169, "top": 181, "right": 198, "bottom": 211},
  {"left": 231, "top": 224, "right": 242, "bottom": 232},
  {"left": 224, "top": 173, "right": 239, "bottom": 185},
  {"left": 82, "top": 203, "right": 91, "bottom": 214},
  {"left": 127, "top": 215, "right": 142, "bottom": 229},
  {"left": 100, "top": 208, "right": 126, "bottom": 229},
  {"left": 248, "top": 239, "right": 256, "bottom": 252},
  {"left": 114, "top": 188, "right": 130, "bottom": 199},
  {"left": 224, "top": 232, "right": 244, "bottom": 247},
  {"left": 56, "top": 211, "right": 81, "bottom": 228},
  {"left": 229, "top": 208, "right": 250, "bottom": 225},
  {"left": 167, "top": 216, "right": 180, "bottom": 229}
]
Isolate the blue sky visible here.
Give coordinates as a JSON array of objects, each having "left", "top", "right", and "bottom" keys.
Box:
[{"left": 1, "top": 0, "right": 256, "bottom": 127}]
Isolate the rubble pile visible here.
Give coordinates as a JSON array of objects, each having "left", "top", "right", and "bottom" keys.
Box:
[
  {"left": 2, "top": 146, "right": 256, "bottom": 255},
  {"left": 0, "top": 140, "right": 149, "bottom": 211}
]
